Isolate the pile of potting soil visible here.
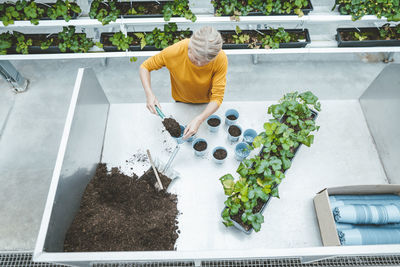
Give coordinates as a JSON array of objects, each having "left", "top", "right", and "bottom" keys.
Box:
[
  {"left": 63, "top": 163, "right": 179, "bottom": 252},
  {"left": 162, "top": 117, "right": 181, "bottom": 137}
]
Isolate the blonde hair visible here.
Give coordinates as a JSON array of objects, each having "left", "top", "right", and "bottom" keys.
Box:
[{"left": 189, "top": 26, "right": 223, "bottom": 62}]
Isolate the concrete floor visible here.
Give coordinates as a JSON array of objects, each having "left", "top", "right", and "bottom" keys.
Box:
[{"left": 0, "top": 55, "right": 392, "bottom": 250}]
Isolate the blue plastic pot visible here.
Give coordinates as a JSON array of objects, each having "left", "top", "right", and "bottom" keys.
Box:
[
  {"left": 225, "top": 109, "right": 239, "bottom": 126},
  {"left": 192, "top": 138, "right": 207, "bottom": 157},
  {"left": 183, "top": 125, "right": 196, "bottom": 143},
  {"left": 212, "top": 146, "right": 228, "bottom": 164},
  {"left": 173, "top": 125, "right": 185, "bottom": 144},
  {"left": 227, "top": 124, "right": 242, "bottom": 143},
  {"left": 235, "top": 142, "right": 251, "bottom": 161},
  {"left": 243, "top": 129, "right": 257, "bottom": 145},
  {"left": 206, "top": 114, "right": 221, "bottom": 132}
]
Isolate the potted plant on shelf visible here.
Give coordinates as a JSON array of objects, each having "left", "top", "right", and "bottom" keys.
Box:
[
  {"left": 101, "top": 23, "right": 192, "bottom": 51},
  {"left": 212, "top": 0, "right": 313, "bottom": 19},
  {"left": 332, "top": 0, "right": 400, "bottom": 21},
  {"left": 0, "top": 0, "right": 81, "bottom": 26},
  {"left": 221, "top": 26, "right": 310, "bottom": 49},
  {"left": 336, "top": 24, "right": 400, "bottom": 47},
  {"left": 89, "top": 0, "right": 196, "bottom": 25},
  {"left": 220, "top": 91, "right": 321, "bottom": 233}
]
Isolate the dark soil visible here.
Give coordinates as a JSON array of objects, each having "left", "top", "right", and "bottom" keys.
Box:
[
  {"left": 162, "top": 117, "right": 181, "bottom": 138},
  {"left": 141, "top": 167, "right": 173, "bottom": 190},
  {"left": 63, "top": 163, "right": 179, "bottom": 252},
  {"left": 194, "top": 141, "right": 207, "bottom": 151},
  {"left": 226, "top": 115, "right": 237, "bottom": 120},
  {"left": 228, "top": 125, "right": 242, "bottom": 137},
  {"left": 231, "top": 198, "right": 267, "bottom": 232},
  {"left": 213, "top": 149, "right": 227, "bottom": 160},
  {"left": 207, "top": 118, "right": 221, "bottom": 127}
]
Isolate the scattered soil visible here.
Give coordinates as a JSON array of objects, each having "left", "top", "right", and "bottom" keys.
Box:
[
  {"left": 231, "top": 198, "right": 267, "bottom": 232},
  {"left": 141, "top": 167, "right": 173, "bottom": 190},
  {"left": 207, "top": 118, "right": 221, "bottom": 127},
  {"left": 226, "top": 115, "right": 237, "bottom": 120},
  {"left": 213, "top": 149, "right": 227, "bottom": 160},
  {"left": 228, "top": 125, "right": 242, "bottom": 137},
  {"left": 162, "top": 117, "right": 181, "bottom": 138},
  {"left": 64, "top": 163, "right": 179, "bottom": 252},
  {"left": 194, "top": 141, "right": 207, "bottom": 151}
]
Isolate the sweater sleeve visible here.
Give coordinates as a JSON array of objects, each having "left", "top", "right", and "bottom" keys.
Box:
[
  {"left": 210, "top": 52, "right": 228, "bottom": 106},
  {"left": 141, "top": 49, "right": 167, "bottom": 71}
]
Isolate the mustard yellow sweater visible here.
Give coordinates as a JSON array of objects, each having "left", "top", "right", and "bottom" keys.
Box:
[{"left": 141, "top": 39, "right": 228, "bottom": 106}]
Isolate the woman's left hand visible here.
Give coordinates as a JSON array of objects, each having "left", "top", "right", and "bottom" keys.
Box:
[{"left": 183, "top": 116, "right": 203, "bottom": 140}]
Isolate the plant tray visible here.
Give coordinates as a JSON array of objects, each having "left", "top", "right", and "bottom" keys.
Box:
[
  {"left": 100, "top": 32, "right": 192, "bottom": 52},
  {"left": 336, "top": 27, "right": 400, "bottom": 48},
  {"left": 114, "top": 1, "right": 176, "bottom": 18},
  {"left": 214, "top": 1, "right": 313, "bottom": 16},
  {"left": 8, "top": 34, "right": 63, "bottom": 54},
  {"left": 220, "top": 29, "right": 310, "bottom": 49},
  {"left": 224, "top": 110, "right": 318, "bottom": 234}
]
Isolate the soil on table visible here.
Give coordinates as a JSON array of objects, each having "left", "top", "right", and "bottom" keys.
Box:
[
  {"left": 63, "top": 163, "right": 179, "bottom": 252},
  {"left": 231, "top": 198, "right": 267, "bottom": 232},
  {"left": 226, "top": 115, "right": 237, "bottom": 120},
  {"left": 194, "top": 141, "right": 207, "bottom": 151},
  {"left": 162, "top": 117, "right": 181, "bottom": 138},
  {"left": 213, "top": 149, "right": 227, "bottom": 160},
  {"left": 141, "top": 167, "right": 173, "bottom": 190},
  {"left": 207, "top": 118, "right": 221, "bottom": 127},
  {"left": 228, "top": 125, "right": 242, "bottom": 137}
]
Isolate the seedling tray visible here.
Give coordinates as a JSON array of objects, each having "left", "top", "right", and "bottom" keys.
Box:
[
  {"left": 336, "top": 27, "right": 400, "bottom": 48},
  {"left": 221, "top": 29, "right": 310, "bottom": 50},
  {"left": 225, "top": 110, "right": 318, "bottom": 234},
  {"left": 214, "top": 1, "right": 313, "bottom": 16}
]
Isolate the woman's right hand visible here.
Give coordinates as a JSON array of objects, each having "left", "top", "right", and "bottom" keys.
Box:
[{"left": 146, "top": 92, "right": 161, "bottom": 115}]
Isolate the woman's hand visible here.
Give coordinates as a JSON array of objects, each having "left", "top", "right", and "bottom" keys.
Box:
[
  {"left": 146, "top": 92, "right": 161, "bottom": 115},
  {"left": 183, "top": 116, "right": 203, "bottom": 139}
]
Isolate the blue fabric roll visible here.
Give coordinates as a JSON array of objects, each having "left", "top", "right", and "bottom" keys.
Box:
[
  {"left": 338, "top": 228, "right": 400, "bottom": 246},
  {"left": 333, "top": 204, "right": 400, "bottom": 224},
  {"left": 330, "top": 194, "right": 400, "bottom": 202}
]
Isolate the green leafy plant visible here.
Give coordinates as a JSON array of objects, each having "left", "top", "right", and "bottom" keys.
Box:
[
  {"left": 89, "top": 0, "right": 120, "bottom": 25},
  {"left": 220, "top": 91, "right": 321, "bottom": 232},
  {"left": 0, "top": 0, "right": 80, "bottom": 26},
  {"left": 0, "top": 32, "right": 13, "bottom": 54},
  {"left": 47, "top": 0, "right": 81, "bottom": 21},
  {"left": 134, "top": 23, "right": 191, "bottom": 50},
  {"left": 379, "top": 24, "right": 400, "bottom": 40},
  {"left": 212, "top": 0, "right": 310, "bottom": 18},
  {"left": 109, "top": 31, "right": 133, "bottom": 51},
  {"left": 333, "top": 0, "right": 400, "bottom": 21},
  {"left": 58, "top": 26, "right": 97, "bottom": 53},
  {"left": 163, "top": 0, "right": 196, "bottom": 22},
  {"left": 13, "top": 32, "right": 32, "bottom": 54},
  {"left": 232, "top": 26, "right": 250, "bottom": 44}
]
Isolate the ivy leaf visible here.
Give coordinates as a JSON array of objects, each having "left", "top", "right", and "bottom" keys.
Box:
[{"left": 220, "top": 174, "right": 235, "bottom": 196}]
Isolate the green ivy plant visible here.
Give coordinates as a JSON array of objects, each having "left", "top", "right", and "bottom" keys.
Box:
[
  {"left": 0, "top": 32, "right": 13, "bottom": 54},
  {"left": 212, "top": 0, "right": 310, "bottom": 18},
  {"left": 134, "top": 23, "right": 191, "bottom": 50},
  {"left": 89, "top": 0, "right": 120, "bottom": 25},
  {"left": 109, "top": 31, "right": 133, "bottom": 51},
  {"left": 163, "top": 0, "right": 196, "bottom": 22},
  {"left": 14, "top": 32, "right": 32, "bottom": 54},
  {"left": 0, "top": 0, "right": 80, "bottom": 26},
  {"left": 220, "top": 91, "right": 321, "bottom": 232},
  {"left": 379, "top": 24, "right": 400, "bottom": 40},
  {"left": 57, "top": 26, "right": 100, "bottom": 53},
  {"left": 333, "top": 0, "right": 400, "bottom": 21}
]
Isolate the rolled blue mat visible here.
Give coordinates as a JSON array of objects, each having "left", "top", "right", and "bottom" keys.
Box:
[
  {"left": 335, "top": 223, "right": 400, "bottom": 231},
  {"left": 330, "top": 194, "right": 400, "bottom": 202},
  {"left": 329, "top": 196, "right": 400, "bottom": 211},
  {"left": 333, "top": 204, "right": 400, "bottom": 224},
  {"left": 336, "top": 223, "right": 355, "bottom": 230},
  {"left": 338, "top": 228, "right": 400, "bottom": 246}
]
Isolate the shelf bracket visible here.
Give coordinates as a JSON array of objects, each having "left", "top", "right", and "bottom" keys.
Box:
[{"left": 0, "top": 61, "right": 28, "bottom": 93}]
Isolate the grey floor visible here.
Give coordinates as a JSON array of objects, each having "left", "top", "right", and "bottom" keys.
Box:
[{"left": 0, "top": 54, "right": 394, "bottom": 250}]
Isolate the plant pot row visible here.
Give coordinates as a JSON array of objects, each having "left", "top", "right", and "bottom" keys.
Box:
[{"left": 336, "top": 25, "right": 400, "bottom": 47}]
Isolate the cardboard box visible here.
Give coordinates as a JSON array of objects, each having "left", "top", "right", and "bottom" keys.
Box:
[{"left": 313, "top": 184, "right": 400, "bottom": 246}]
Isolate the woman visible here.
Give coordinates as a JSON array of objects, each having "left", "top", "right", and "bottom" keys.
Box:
[{"left": 139, "top": 26, "right": 228, "bottom": 139}]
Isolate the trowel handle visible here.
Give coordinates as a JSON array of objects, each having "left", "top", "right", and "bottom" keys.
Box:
[
  {"left": 155, "top": 105, "right": 165, "bottom": 119},
  {"left": 164, "top": 145, "right": 180, "bottom": 173}
]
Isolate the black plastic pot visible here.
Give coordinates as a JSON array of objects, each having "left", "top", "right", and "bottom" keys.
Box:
[
  {"left": 221, "top": 29, "right": 311, "bottom": 49},
  {"left": 336, "top": 27, "right": 400, "bottom": 47},
  {"left": 214, "top": 1, "right": 313, "bottom": 16},
  {"left": 223, "top": 110, "right": 318, "bottom": 234},
  {"left": 100, "top": 32, "right": 193, "bottom": 52}
]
